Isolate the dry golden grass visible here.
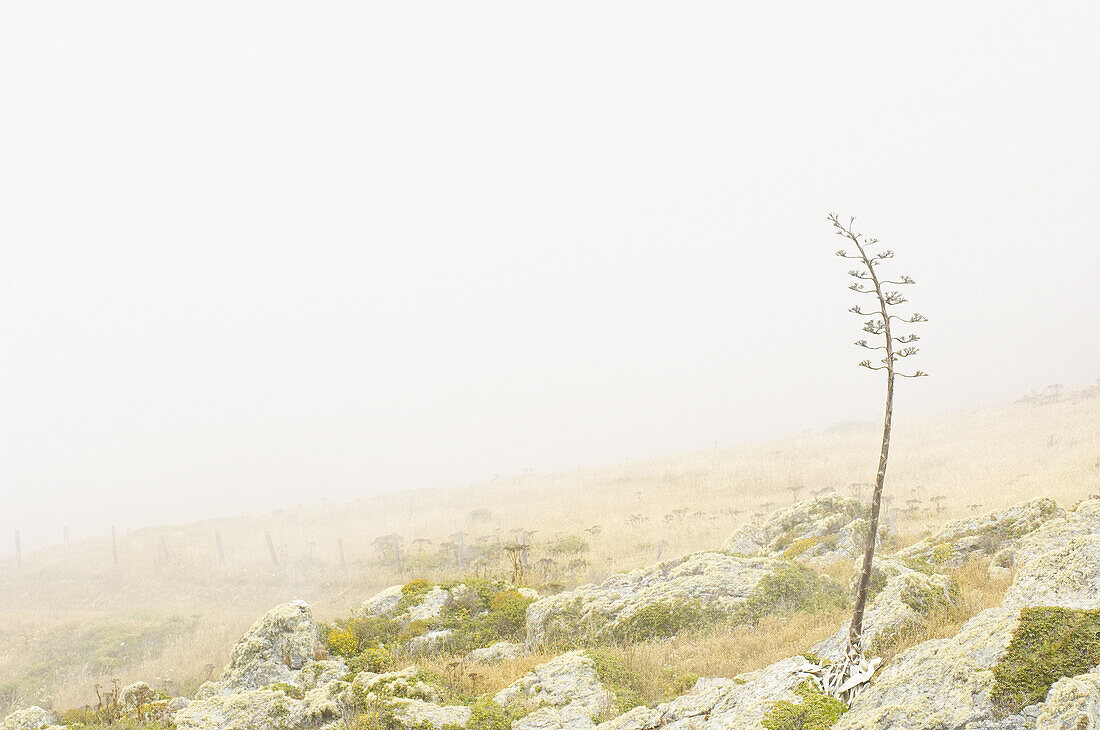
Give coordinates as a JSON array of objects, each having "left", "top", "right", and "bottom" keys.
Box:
[{"left": 0, "top": 388, "right": 1097, "bottom": 714}]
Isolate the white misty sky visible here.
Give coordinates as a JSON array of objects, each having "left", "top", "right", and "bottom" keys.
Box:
[{"left": 2, "top": 3, "right": 1099, "bottom": 549}]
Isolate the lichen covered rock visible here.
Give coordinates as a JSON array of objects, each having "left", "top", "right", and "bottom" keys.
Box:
[
  {"left": 174, "top": 683, "right": 347, "bottom": 730},
  {"left": 200, "top": 600, "right": 321, "bottom": 697},
  {"left": 526, "top": 552, "right": 842, "bottom": 649},
  {"left": 0, "top": 707, "right": 63, "bottom": 730},
  {"left": 834, "top": 498, "right": 1100, "bottom": 729},
  {"left": 813, "top": 559, "right": 961, "bottom": 660},
  {"left": 1034, "top": 668, "right": 1100, "bottom": 729},
  {"left": 390, "top": 698, "right": 472, "bottom": 728},
  {"left": 722, "top": 492, "right": 870, "bottom": 563},
  {"left": 495, "top": 650, "right": 611, "bottom": 729},
  {"left": 595, "top": 655, "right": 813, "bottom": 729},
  {"left": 1005, "top": 498, "right": 1100, "bottom": 610},
  {"left": 351, "top": 665, "right": 443, "bottom": 703},
  {"left": 469, "top": 641, "right": 526, "bottom": 663},
  {"left": 355, "top": 584, "right": 405, "bottom": 618},
  {"left": 897, "top": 498, "right": 1063, "bottom": 569}
]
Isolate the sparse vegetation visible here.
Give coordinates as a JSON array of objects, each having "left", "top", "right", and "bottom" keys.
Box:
[
  {"left": 2, "top": 390, "right": 1098, "bottom": 718},
  {"left": 762, "top": 681, "right": 848, "bottom": 730},
  {"left": 990, "top": 606, "right": 1100, "bottom": 716}
]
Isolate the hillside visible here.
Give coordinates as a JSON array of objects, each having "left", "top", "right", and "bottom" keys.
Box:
[{"left": 1, "top": 384, "right": 1098, "bottom": 722}]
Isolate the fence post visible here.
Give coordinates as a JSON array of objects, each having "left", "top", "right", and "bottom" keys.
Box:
[
  {"left": 338, "top": 539, "right": 347, "bottom": 569},
  {"left": 451, "top": 531, "right": 466, "bottom": 570},
  {"left": 161, "top": 534, "right": 171, "bottom": 560},
  {"left": 265, "top": 531, "right": 279, "bottom": 568}
]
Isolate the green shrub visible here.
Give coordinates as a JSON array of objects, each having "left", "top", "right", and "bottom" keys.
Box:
[
  {"left": 591, "top": 650, "right": 648, "bottom": 715},
  {"left": 762, "top": 681, "right": 848, "bottom": 730},
  {"left": 549, "top": 535, "right": 589, "bottom": 555},
  {"left": 466, "top": 697, "right": 514, "bottom": 730},
  {"left": 269, "top": 682, "right": 305, "bottom": 699},
  {"left": 990, "top": 606, "right": 1100, "bottom": 716},
  {"left": 607, "top": 601, "right": 723, "bottom": 643},
  {"left": 735, "top": 563, "right": 847, "bottom": 625}
]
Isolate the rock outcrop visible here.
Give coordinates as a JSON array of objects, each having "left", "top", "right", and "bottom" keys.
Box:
[
  {"left": 469, "top": 641, "right": 526, "bottom": 663},
  {"left": 722, "top": 492, "right": 871, "bottom": 563},
  {"left": 596, "top": 656, "right": 813, "bottom": 729},
  {"left": 0, "top": 707, "right": 63, "bottom": 730},
  {"left": 896, "top": 497, "right": 1063, "bottom": 569},
  {"left": 833, "top": 497, "right": 1100, "bottom": 729},
  {"left": 494, "top": 650, "right": 611, "bottom": 730},
  {"left": 199, "top": 600, "right": 322, "bottom": 697},
  {"left": 525, "top": 552, "right": 841, "bottom": 650},
  {"left": 813, "top": 558, "right": 961, "bottom": 660}
]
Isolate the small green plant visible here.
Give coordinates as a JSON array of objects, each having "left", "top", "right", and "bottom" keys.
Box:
[
  {"left": 591, "top": 651, "right": 648, "bottom": 715},
  {"left": 466, "top": 696, "right": 514, "bottom": 730},
  {"left": 990, "top": 606, "right": 1100, "bottom": 716},
  {"left": 762, "top": 681, "right": 848, "bottom": 730},
  {"left": 608, "top": 601, "right": 722, "bottom": 643},
  {"left": 549, "top": 535, "right": 589, "bottom": 555},
  {"left": 930, "top": 542, "right": 952, "bottom": 565}
]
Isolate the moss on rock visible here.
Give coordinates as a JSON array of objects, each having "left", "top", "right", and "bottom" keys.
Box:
[
  {"left": 762, "top": 681, "right": 848, "bottom": 730},
  {"left": 990, "top": 606, "right": 1100, "bottom": 716}
]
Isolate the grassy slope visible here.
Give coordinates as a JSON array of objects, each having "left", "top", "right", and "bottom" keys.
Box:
[{"left": 1, "top": 388, "right": 1097, "bottom": 714}]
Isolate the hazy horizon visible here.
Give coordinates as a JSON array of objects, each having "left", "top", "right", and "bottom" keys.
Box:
[{"left": 3, "top": 3, "right": 1100, "bottom": 551}]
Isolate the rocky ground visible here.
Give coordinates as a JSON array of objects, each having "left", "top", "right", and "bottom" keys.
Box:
[{"left": 4, "top": 492, "right": 1099, "bottom": 730}]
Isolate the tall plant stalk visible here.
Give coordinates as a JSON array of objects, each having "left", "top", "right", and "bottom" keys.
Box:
[{"left": 830, "top": 213, "right": 927, "bottom": 659}]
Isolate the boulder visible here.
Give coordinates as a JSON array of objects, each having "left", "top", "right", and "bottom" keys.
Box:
[
  {"left": 469, "top": 641, "right": 526, "bottom": 663},
  {"left": 595, "top": 656, "right": 813, "bottom": 729},
  {"left": 390, "top": 698, "right": 472, "bottom": 729},
  {"left": 1034, "top": 667, "right": 1100, "bottom": 729},
  {"left": 525, "top": 552, "right": 841, "bottom": 650},
  {"left": 1005, "top": 498, "right": 1100, "bottom": 609},
  {"left": 896, "top": 498, "right": 1063, "bottom": 569},
  {"left": 200, "top": 600, "right": 321, "bottom": 696},
  {"left": 813, "top": 559, "right": 961, "bottom": 660},
  {"left": 0, "top": 707, "right": 63, "bottom": 730},
  {"left": 722, "top": 492, "right": 870, "bottom": 563},
  {"left": 495, "top": 651, "right": 611, "bottom": 730},
  {"left": 355, "top": 584, "right": 404, "bottom": 618},
  {"left": 174, "top": 683, "right": 348, "bottom": 730},
  {"left": 834, "top": 498, "right": 1100, "bottom": 729},
  {"left": 352, "top": 665, "right": 442, "bottom": 704}
]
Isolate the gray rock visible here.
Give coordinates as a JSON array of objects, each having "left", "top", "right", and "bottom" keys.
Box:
[
  {"left": 722, "top": 492, "right": 870, "bottom": 563},
  {"left": 355, "top": 584, "right": 404, "bottom": 618},
  {"left": 1035, "top": 667, "right": 1100, "bottom": 729},
  {"left": 469, "top": 641, "right": 526, "bottom": 663},
  {"left": 896, "top": 498, "right": 1063, "bottom": 568},
  {"left": 495, "top": 650, "right": 611, "bottom": 729},
  {"left": 0, "top": 707, "right": 63, "bottom": 730},
  {"left": 525, "top": 552, "right": 837, "bottom": 650},
  {"left": 595, "top": 656, "right": 812, "bottom": 729},
  {"left": 835, "top": 498, "right": 1100, "bottom": 729},
  {"left": 390, "top": 698, "right": 472, "bottom": 729},
  {"left": 174, "top": 683, "right": 348, "bottom": 730},
  {"left": 352, "top": 665, "right": 442, "bottom": 703},
  {"left": 200, "top": 600, "right": 321, "bottom": 696},
  {"left": 814, "top": 559, "right": 961, "bottom": 660}
]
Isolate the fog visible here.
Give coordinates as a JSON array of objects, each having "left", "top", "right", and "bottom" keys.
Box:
[{"left": 2, "top": 2, "right": 1098, "bottom": 550}]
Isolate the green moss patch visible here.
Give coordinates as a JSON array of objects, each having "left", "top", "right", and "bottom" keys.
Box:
[
  {"left": 606, "top": 600, "right": 725, "bottom": 643},
  {"left": 990, "top": 606, "right": 1100, "bottom": 716},
  {"left": 733, "top": 563, "right": 847, "bottom": 625},
  {"left": 322, "top": 579, "right": 535, "bottom": 672},
  {"left": 762, "top": 681, "right": 847, "bottom": 730}
]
